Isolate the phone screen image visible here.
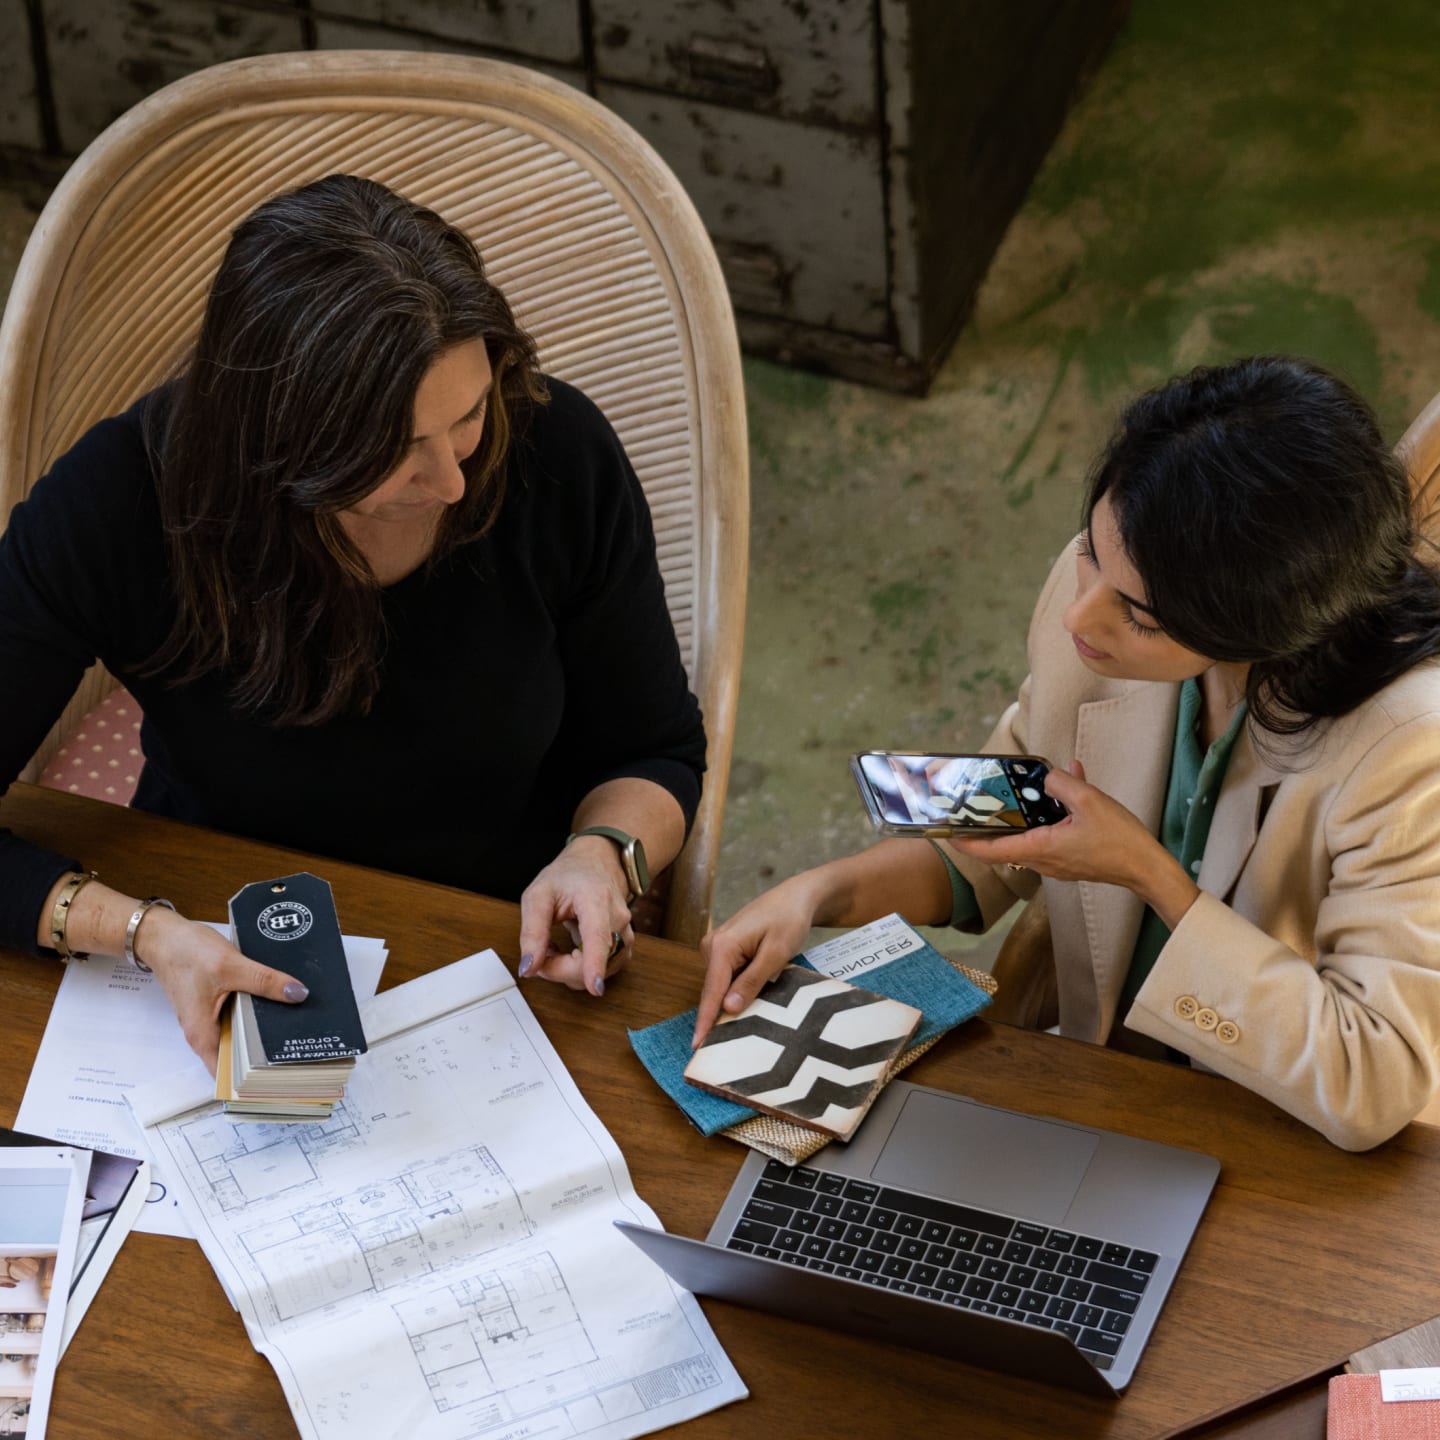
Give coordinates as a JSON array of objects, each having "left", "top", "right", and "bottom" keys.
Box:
[{"left": 854, "top": 753, "right": 1066, "bottom": 832}]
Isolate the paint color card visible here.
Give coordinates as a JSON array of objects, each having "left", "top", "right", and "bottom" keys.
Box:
[{"left": 683, "top": 966, "right": 922, "bottom": 1140}]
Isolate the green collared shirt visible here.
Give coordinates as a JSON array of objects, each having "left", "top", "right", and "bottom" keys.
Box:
[{"left": 1118, "top": 678, "right": 1247, "bottom": 1012}]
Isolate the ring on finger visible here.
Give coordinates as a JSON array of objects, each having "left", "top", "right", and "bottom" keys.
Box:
[{"left": 606, "top": 930, "right": 624, "bottom": 961}]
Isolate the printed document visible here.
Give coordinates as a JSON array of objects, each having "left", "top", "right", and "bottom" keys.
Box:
[
  {"left": 18, "top": 930, "right": 387, "bottom": 1237},
  {"left": 129, "top": 951, "right": 746, "bottom": 1440}
]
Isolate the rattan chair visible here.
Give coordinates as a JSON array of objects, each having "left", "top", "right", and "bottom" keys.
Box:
[
  {"left": 0, "top": 51, "right": 749, "bottom": 945},
  {"left": 1398, "top": 390, "right": 1440, "bottom": 547}
]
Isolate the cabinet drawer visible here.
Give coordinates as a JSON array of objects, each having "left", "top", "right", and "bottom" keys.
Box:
[
  {"left": 600, "top": 86, "right": 888, "bottom": 336},
  {"left": 319, "top": 0, "right": 583, "bottom": 64},
  {"left": 45, "top": 0, "right": 305, "bottom": 154},
  {"left": 592, "top": 0, "right": 876, "bottom": 130}
]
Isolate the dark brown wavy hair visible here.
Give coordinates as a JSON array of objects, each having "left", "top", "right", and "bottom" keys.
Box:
[
  {"left": 144, "top": 174, "right": 548, "bottom": 725},
  {"left": 1085, "top": 355, "right": 1440, "bottom": 737}
]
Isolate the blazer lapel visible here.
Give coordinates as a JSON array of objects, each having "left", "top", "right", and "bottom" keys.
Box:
[
  {"left": 1199, "top": 724, "right": 1285, "bottom": 902},
  {"left": 1061, "top": 681, "right": 1179, "bottom": 1038}
]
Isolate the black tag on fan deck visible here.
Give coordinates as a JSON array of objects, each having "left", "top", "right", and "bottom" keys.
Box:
[{"left": 228, "top": 872, "right": 367, "bottom": 1064}]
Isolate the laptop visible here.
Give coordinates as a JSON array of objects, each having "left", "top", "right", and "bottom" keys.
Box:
[{"left": 616, "top": 1077, "right": 1219, "bottom": 1396}]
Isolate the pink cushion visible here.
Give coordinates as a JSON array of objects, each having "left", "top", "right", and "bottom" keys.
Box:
[{"left": 37, "top": 688, "right": 143, "bottom": 805}]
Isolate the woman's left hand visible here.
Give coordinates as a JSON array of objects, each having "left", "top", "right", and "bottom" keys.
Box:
[
  {"left": 517, "top": 837, "right": 634, "bottom": 996},
  {"left": 946, "top": 761, "right": 1196, "bottom": 920}
]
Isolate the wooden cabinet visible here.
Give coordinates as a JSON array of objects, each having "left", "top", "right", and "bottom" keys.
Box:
[
  {"left": 5, "top": 0, "right": 1126, "bottom": 393},
  {"left": 591, "top": 0, "right": 1127, "bottom": 393}
]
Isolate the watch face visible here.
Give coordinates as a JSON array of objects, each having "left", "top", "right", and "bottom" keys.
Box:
[{"left": 627, "top": 836, "right": 650, "bottom": 897}]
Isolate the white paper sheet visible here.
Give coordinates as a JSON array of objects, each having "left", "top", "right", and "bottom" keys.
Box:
[
  {"left": 801, "top": 912, "right": 927, "bottom": 980},
  {"left": 130, "top": 951, "right": 747, "bottom": 1440},
  {"left": 17, "top": 930, "right": 387, "bottom": 1237},
  {"left": 0, "top": 1145, "right": 90, "bottom": 1439}
]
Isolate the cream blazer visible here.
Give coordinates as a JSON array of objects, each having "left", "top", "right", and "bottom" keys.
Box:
[{"left": 949, "top": 546, "right": 1440, "bottom": 1151}]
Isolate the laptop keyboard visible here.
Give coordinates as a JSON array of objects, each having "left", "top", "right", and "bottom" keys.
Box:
[{"left": 722, "top": 1160, "right": 1158, "bottom": 1371}]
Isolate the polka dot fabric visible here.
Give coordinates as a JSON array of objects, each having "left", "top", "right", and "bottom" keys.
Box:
[{"left": 37, "top": 688, "right": 142, "bottom": 805}]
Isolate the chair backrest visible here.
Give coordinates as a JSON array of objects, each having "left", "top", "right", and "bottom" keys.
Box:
[
  {"left": 1398, "top": 389, "right": 1440, "bottom": 551},
  {"left": 0, "top": 50, "right": 748, "bottom": 944}
]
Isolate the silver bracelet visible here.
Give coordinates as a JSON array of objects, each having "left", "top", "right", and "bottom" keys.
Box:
[{"left": 124, "top": 897, "right": 176, "bottom": 973}]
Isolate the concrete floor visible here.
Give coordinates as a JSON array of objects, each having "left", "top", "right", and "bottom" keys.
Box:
[
  {"left": 4, "top": 0, "right": 1440, "bottom": 965},
  {"left": 714, "top": 0, "right": 1440, "bottom": 962}
]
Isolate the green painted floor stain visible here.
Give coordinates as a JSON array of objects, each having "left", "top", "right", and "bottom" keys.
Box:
[{"left": 869, "top": 580, "right": 931, "bottom": 626}]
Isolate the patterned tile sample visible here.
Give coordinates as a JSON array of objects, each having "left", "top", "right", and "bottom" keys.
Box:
[{"left": 683, "top": 965, "right": 922, "bottom": 1140}]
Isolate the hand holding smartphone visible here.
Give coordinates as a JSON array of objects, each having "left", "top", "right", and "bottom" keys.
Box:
[{"left": 851, "top": 751, "right": 1068, "bottom": 837}]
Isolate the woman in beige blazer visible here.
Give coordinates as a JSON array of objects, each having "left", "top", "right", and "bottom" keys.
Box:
[{"left": 696, "top": 356, "right": 1440, "bottom": 1151}]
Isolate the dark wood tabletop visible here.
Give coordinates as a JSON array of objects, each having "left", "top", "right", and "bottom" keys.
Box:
[{"left": 3, "top": 782, "right": 1437, "bottom": 1440}]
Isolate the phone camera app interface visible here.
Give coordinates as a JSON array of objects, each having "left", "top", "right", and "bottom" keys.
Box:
[{"left": 999, "top": 758, "right": 1066, "bottom": 827}]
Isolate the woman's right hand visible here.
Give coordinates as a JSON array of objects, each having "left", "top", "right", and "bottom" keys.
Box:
[
  {"left": 693, "top": 872, "right": 827, "bottom": 1048},
  {"left": 135, "top": 904, "right": 308, "bottom": 1078}
]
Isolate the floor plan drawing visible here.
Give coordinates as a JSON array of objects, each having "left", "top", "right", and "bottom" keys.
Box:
[
  {"left": 131, "top": 951, "right": 746, "bottom": 1440},
  {"left": 395, "top": 1254, "right": 595, "bottom": 1412},
  {"left": 390, "top": 1258, "right": 732, "bottom": 1437},
  {"left": 235, "top": 1145, "right": 533, "bottom": 1321},
  {"left": 175, "top": 1105, "right": 365, "bottom": 1212}
]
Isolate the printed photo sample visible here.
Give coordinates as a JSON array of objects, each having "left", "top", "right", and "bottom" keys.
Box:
[
  {"left": 0, "top": 1253, "right": 55, "bottom": 1432},
  {"left": 0, "top": 1128, "right": 148, "bottom": 1356},
  {"left": 0, "top": 1148, "right": 91, "bottom": 1438}
]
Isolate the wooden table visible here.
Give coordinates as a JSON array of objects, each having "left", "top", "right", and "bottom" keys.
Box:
[{"left": 4, "top": 783, "right": 1438, "bottom": 1439}]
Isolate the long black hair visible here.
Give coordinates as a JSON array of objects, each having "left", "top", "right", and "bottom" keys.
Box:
[
  {"left": 145, "top": 174, "right": 548, "bottom": 725},
  {"left": 1085, "top": 355, "right": 1440, "bottom": 735}
]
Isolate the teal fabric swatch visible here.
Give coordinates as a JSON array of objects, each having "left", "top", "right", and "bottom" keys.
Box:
[{"left": 627, "top": 940, "right": 992, "bottom": 1137}]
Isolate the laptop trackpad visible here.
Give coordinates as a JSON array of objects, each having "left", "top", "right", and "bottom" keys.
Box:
[{"left": 870, "top": 1090, "right": 1098, "bottom": 1225}]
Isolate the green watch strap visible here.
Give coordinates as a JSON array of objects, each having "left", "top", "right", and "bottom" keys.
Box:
[{"left": 565, "top": 825, "right": 650, "bottom": 901}]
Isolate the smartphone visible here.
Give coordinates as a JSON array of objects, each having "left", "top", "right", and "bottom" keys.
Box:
[{"left": 850, "top": 751, "right": 1068, "bottom": 837}]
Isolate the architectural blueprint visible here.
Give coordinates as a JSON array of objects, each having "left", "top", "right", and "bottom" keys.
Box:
[{"left": 129, "top": 952, "right": 745, "bottom": 1440}]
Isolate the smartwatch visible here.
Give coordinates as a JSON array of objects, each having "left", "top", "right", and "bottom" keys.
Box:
[{"left": 566, "top": 826, "right": 650, "bottom": 902}]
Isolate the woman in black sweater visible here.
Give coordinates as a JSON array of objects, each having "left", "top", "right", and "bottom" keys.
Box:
[{"left": 0, "top": 175, "right": 705, "bottom": 1070}]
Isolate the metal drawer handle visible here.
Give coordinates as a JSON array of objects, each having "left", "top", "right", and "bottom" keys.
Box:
[{"left": 685, "top": 35, "right": 778, "bottom": 97}]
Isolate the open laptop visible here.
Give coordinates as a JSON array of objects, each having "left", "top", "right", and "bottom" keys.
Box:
[{"left": 616, "top": 1078, "right": 1219, "bottom": 1396}]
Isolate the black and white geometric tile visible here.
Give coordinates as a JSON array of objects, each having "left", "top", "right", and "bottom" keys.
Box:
[{"left": 684, "top": 966, "right": 922, "bottom": 1139}]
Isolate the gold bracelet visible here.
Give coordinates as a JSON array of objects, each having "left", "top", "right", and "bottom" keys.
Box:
[{"left": 49, "top": 871, "right": 98, "bottom": 962}]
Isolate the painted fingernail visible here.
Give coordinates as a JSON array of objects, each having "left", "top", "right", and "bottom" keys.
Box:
[
  {"left": 518, "top": 954, "right": 534, "bottom": 977},
  {"left": 591, "top": 976, "right": 605, "bottom": 997},
  {"left": 725, "top": 990, "right": 744, "bottom": 1011},
  {"left": 283, "top": 982, "right": 309, "bottom": 1002}
]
